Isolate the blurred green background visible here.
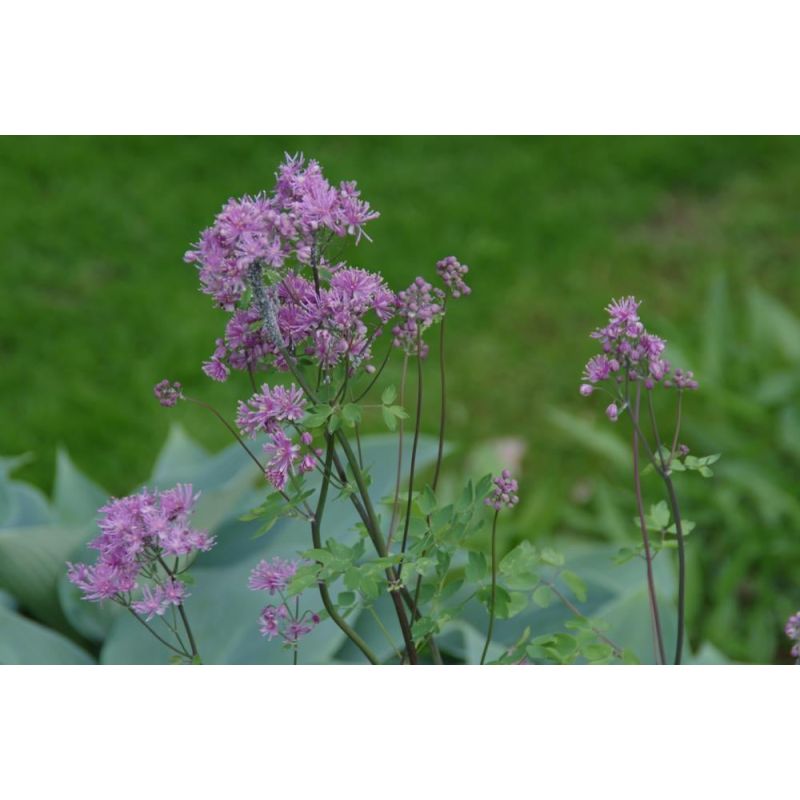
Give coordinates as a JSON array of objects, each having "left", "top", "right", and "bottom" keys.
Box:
[{"left": 2, "top": 136, "right": 799, "bottom": 662}]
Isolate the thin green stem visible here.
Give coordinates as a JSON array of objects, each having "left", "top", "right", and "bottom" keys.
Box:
[
  {"left": 663, "top": 474, "right": 686, "bottom": 666},
  {"left": 387, "top": 354, "right": 409, "bottom": 549},
  {"left": 367, "top": 606, "right": 403, "bottom": 663},
  {"left": 669, "top": 390, "right": 684, "bottom": 462},
  {"left": 156, "top": 554, "right": 200, "bottom": 662},
  {"left": 647, "top": 389, "right": 687, "bottom": 665},
  {"left": 353, "top": 342, "right": 393, "bottom": 403},
  {"left": 293, "top": 597, "right": 300, "bottom": 666},
  {"left": 400, "top": 346, "right": 424, "bottom": 557},
  {"left": 432, "top": 312, "right": 447, "bottom": 492},
  {"left": 273, "top": 340, "right": 418, "bottom": 663},
  {"left": 311, "top": 438, "right": 380, "bottom": 665},
  {"left": 127, "top": 608, "right": 189, "bottom": 659},
  {"left": 632, "top": 385, "right": 667, "bottom": 665},
  {"left": 184, "top": 396, "right": 266, "bottom": 474},
  {"left": 480, "top": 510, "right": 500, "bottom": 665}
]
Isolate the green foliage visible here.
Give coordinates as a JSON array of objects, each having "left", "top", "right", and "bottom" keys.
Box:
[
  {"left": 0, "top": 427, "right": 447, "bottom": 663},
  {"left": 559, "top": 280, "right": 800, "bottom": 662}
]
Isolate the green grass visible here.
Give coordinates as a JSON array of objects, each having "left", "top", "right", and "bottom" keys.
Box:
[{"left": 2, "top": 136, "right": 800, "bottom": 497}]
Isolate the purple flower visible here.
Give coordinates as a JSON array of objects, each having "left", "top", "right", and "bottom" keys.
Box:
[
  {"left": 67, "top": 484, "right": 213, "bottom": 618},
  {"left": 248, "top": 557, "right": 299, "bottom": 594},
  {"left": 786, "top": 611, "right": 800, "bottom": 659},
  {"left": 392, "top": 277, "right": 445, "bottom": 357},
  {"left": 154, "top": 380, "right": 183, "bottom": 407},
  {"left": 259, "top": 604, "right": 288, "bottom": 640},
  {"left": 237, "top": 383, "right": 307, "bottom": 438},
  {"left": 606, "top": 296, "right": 641, "bottom": 324},
  {"left": 131, "top": 585, "right": 169, "bottom": 621},
  {"left": 161, "top": 579, "right": 190, "bottom": 606},
  {"left": 485, "top": 469, "right": 520, "bottom": 511},
  {"left": 580, "top": 296, "right": 699, "bottom": 421},
  {"left": 185, "top": 154, "right": 381, "bottom": 362},
  {"left": 260, "top": 428, "right": 318, "bottom": 490},
  {"left": 436, "top": 256, "right": 472, "bottom": 299}
]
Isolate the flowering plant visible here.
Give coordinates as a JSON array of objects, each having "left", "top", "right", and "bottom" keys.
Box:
[
  {"left": 580, "top": 296, "right": 716, "bottom": 664},
  {"left": 63, "top": 156, "right": 695, "bottom": 665}
]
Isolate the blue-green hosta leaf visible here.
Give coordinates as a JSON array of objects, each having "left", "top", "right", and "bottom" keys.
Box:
[
  {"left": 0, "top": 605, "right": 94, "bottom": 664},
  {"left": 53, "top": 448, "right": 108, "bottom": 525},
  {"left": 150, "top": 423, "right": 211, "bottom": 484},
  {"left": 0, "top": 454, "right": 52, "bottom": 529},
  {"left": 0, "top": 523, "right": 90, "bottom": 629},
  {"left": 0, "top": 481, "right": 53, "bottom": 529}
]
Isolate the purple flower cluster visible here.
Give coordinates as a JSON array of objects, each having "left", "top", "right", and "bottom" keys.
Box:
[
  {"left": 204, "top": 266, "right": 396, "bottom": 380},
  {"left": 236, "top": 384, "right": 321, "bottom": 490},
  {"left": 248, "top": 557, "right": 299, "bottom": 593},
  {"left": 154, "top": 380, "right": 183, "bottom": 407},
  {"left": 236, "top": 383, "right": 306, "bottom": 436},
  {"left": 185, "top": 154, "right": 379, "bottom": 312},
  {"left": 263, "top": 430, "right": 319, "bottom": 491},
  {"left": 485, "top": 469, "right": 520, "bottom": 511},
  {"left": 436, "top": 256, "right": 471, "bottom": 299},
  {"left": 184, "top": 156, "right": 477, "bottom": 382},
  {"left": 67, "top": 484, "right": 214, "bottom": 618},
  {"left": 580, "top": 296, "right": 699, "bottom": 421},
  {"left": 248, "top": 558, "right": 320, "bottom": 645},
  {"left": 785, "top": 611, "right": 800, "bottom": 660},
  {"left": 392, "top": 277, "right": 445, "bottom": 357}
]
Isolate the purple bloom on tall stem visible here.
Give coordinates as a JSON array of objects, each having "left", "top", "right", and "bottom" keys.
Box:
[
  {"left": 485, "top": 469, "right": 520, "bottom": 512},
  {"left": 249, "top": 558, "right": 320, "bottom": 648},
  {"left": 154, "top": 380, "right": 183, "bottom": 407},
  {"left": 248, "top": 557, "right": 299, "bottom": 594},
  {"left": 580, "top": 296, "right": 699, "bottom": 422},
  {"left": 67, "top": 485, "right": 213, "bottom": 606},
  {"left": 436, "top": 256, "right": 471, "bottom": 298}
]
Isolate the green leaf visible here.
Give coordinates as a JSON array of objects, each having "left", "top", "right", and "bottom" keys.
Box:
[
  {"left": 341, "top": 403, "right": 362, "bottom": 428},
  {"left": 152, "top": 424, "right": 210, "bottom": 483},
  {"left": 649, "top": 501, "right": 670, "bottom": 530},
  {"left": 388, "top": 405, "right": 409, "bottom": 420},
  {"left": 382, "top": 406, "right": 398, "bottom": 431},
  {"left": 532, "top": 585, "right": 553, "bottom": 608},
  {"left": 381, "top": 385, "right": 397, "bottom": 405},
  {"left": 614, "top": 547, "right": 637, "bottom": 564},
  {"left": 337, "top": 591, "right": 357, "bottom": 607},
  {"left": 540, "top": 547, "right": 565, "bottom": 567},
  {"left": 344, "top": 567, "right": 361, "bottom": 591},
  {"left": 561, "top": 570, "right": 588, "bottom": 603},
  {"left": 417, "top": 485, "right": 438, "bottom": 516},
  {"left": 465, "top": 551, "right": 488, "bottom": 583},
  {"left": 0, "top": 523, "right": 89, "bottom": 629},
  {"left": 501, "top": 591, "right": 528, "bottom": 619},
  {"left": 666, "top": 520, "right": 696, "bottom": 536},
  {"left": 455, "top": 481, "right": 474, "bottom": 513},
  {"left": 52, "top": 449, "right": 107, "bottom": 525},
  {"left": 499, "top": 541, "right": 540, "bottom": 589},
  {"left": 286, "top": 565, "right": 320, "bottom": 597},
  {"left": 0, "top": 604, "right": 94, "bottom": 664},
  {"left": 411, "top": 616, "right": 438, "bottom": 644},
  {"left": 583, "top": 642, "right": 614, "bottom": 663}
]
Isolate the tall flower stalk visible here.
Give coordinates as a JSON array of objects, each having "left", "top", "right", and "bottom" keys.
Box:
[{"left": 581, "top": 296, "right": 701, "bottom": 665}]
